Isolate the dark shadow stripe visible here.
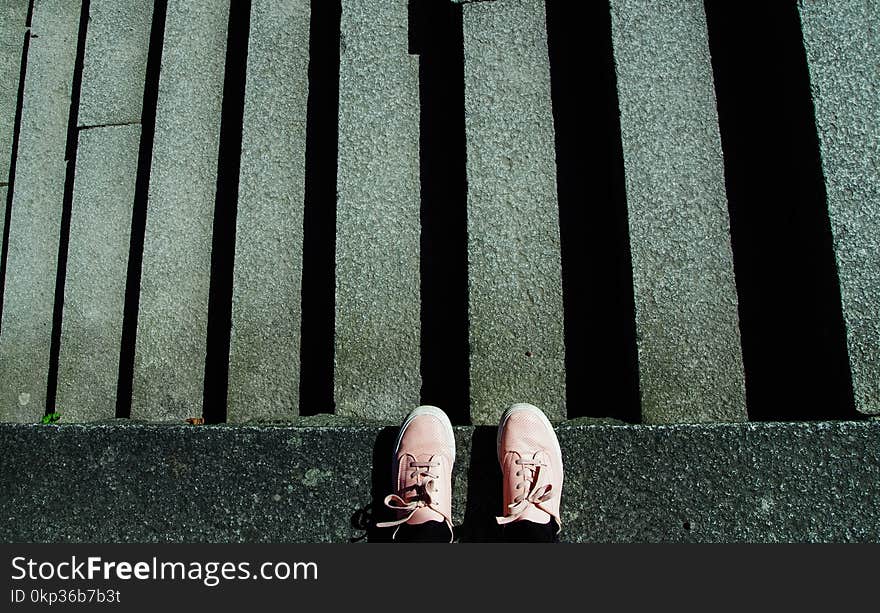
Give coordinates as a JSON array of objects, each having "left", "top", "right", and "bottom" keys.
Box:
[
  {"left": 203, "top": 0, "right": 253, "bottom": 424},
  {"left": 0, "top": 29, "right": 31, "bottom": 335},
  {"left": 116, "top": 0, "right": 168, "bottom": 418},
  {"left": 45, "top": 0, "right": 91, "bottom": 413},
  {"left": 704, "top": 0, "right": 858, "bottom": 421},
  {"left": 299, "top": 0, "right": 342, "bottom": 416},
  {"left": 410, "top": 0, "right": 471, "bottom": 424},
  {"left": 545, "top": 0, "right": 641, "bottom": 422}
]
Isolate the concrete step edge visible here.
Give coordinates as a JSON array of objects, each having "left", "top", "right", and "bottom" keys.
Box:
[{"left": 2, "top": 421, "right": 878, "bottom": 542}]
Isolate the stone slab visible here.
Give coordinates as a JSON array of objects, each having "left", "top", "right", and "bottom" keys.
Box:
[
  {"left": 461, "top": 0, "right": 566, "bottom": 424},
  {"left": 799, "top": 0, "right": 880, "bottom": 415},
  {"left": 609, "top": 0, "right": 747, "bottom": 424},
  {"left": 55, "top": 0, "right": 152, "bottom": 421},
  {"left": 56, "top": 125, "right": 140, "bottom": 421},
  {"left": 131, "top": 0, "right": 230, "bottom": 421},
  {"left": 227, "top": 0, "right": 311, "bottom": 423},
  {"left": 77, "top": 0, "right": 153, "bottom": 127},
  {"left": 0, "top": 0, "right": 29, "bottom": 183},
  {"left": 0, "top": 421, "right": 877, "bottom": 542},
  {"left": 0, "top": 0, "right": 82, "bottom": 421},
  {"left": 334, "top": 0, "right": 421, "bottom": 420}
]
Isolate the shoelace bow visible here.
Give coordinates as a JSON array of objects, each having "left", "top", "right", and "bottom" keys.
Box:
[
  {"left": 495, "top": 457, "right": 556, "bottom": 527},
  {"left": 377, "top": 459, "right": 454, "bottom": 541}
]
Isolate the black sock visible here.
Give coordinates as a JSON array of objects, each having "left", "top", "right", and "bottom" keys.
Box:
[
  {"left": 394, "top": 521, "right": 452, "bottom": 543},
  {"left": 500, "top": 518, "right": 559, "bottom": 543}
]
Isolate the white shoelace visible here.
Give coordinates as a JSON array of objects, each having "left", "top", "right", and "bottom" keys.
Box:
[
  {"left": 377, "top": 460, "right": 454, "bottom": 542},
  {"left": 495, "top": 457, "right": 555, "bottom": 526}
]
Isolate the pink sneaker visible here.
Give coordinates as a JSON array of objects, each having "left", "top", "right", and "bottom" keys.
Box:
[
  {"left": 495, "top": 403, "right": 563, "bottom": 532},
  {"left": 377, "top": 405, "right": 455, "bottom": 541}
]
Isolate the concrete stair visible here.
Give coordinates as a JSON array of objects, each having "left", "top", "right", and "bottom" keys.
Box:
[
  {"left": 2, "top": 420, "right": 878, "bottom": 542},
  {"left": 0, "top": 1, "right": 878, "bottom": 541}
]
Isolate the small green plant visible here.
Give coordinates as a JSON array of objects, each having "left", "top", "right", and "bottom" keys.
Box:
[{"left": 41, "top": 412, "right": 61, "bottom": 425}]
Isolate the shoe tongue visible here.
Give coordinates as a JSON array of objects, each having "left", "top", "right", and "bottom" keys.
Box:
[
  {"left": 405, "top": 451, "right": 438, "bottom": 464},
  {"left": 508, "top": 451, "right": 552, "bottom": 525},
  {"left": 402, "top": 453, "right": 446, "bottom": 522},
  {"left": 402, "top": 452, "right": 441, "bottom": 485}
]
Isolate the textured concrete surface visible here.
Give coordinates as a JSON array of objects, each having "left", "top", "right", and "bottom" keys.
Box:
[
  {"left": 799, "top": 1, "right": 880, "bottom": 415},
  {"left": 0, "top": 421, "right": 877, "bottom": 542},
  {"left": 0, "top": 0, "right": 29, "bottom": 183},
  {"left": 132, "top": 0, "right": 230, "bottom": 421},
  {"left": 227, "top": 0, "right": 310, "bottom": 423},
  {"left": 56, "top": 125, "right": 141, "bottom": 421},
  {"left": 610, "top": 0, "right": 746, "bottom": 424},
  {"left": 462, "top": 0, "right": 566, "bottom": 424},
  {"left": 56, "top": 0, "right": 152, "bottom": 421},
  {"left": 77, "top": 0, "right": 152, "bottom": 127},
  {"left": 335, "top": 0, "right": 421, "bottom": 420},
  {"left": 0, "top": 0, "right": 27, "bottom": 315},
  {"left": 0, "top": 0, "right": 81, "bottom": 421}
]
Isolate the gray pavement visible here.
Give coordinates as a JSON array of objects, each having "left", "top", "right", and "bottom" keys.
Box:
[
  {"left": 461, "top": 0, "right": 566, "bottom": 424},
  {"left": 227, "top": 0, "right": 311, "bottom": 422},
  {"left": 131, "top": 0, "right": 230, "bottom": 422},
  {"left": 610, "top": 0, "right": 747, "bottom": 424},
  {"left": 334, "top": 0, "right": 421, "bottom": 421},
  {"left": 1, "top": 420, "right": 877, "bottom": 542},
  {"left": 0, "top": 0, "right": 82, "bottom": 421},
  {"left": 799, "top": 0, "right": 880, "bottom": 415}
]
